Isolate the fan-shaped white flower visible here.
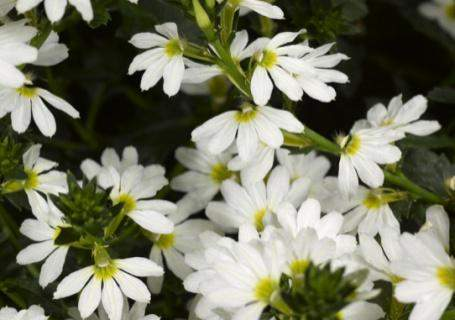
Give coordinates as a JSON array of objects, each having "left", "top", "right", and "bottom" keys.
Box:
[
  {"left": 81, "top": 146, "right": 140, "bottom": 184},
  {"left": 0, "top": 85, "right": 79, "bottom": 137},
  {"left": 19, "top": 144, "right": 67, "bottom": 214},
  {"left": 147, "top": 199, "right": 220, "bottom": 294},
  {"left": 223, "top": 0, "right": 284, "bottom": 20},
  {"left": 66, "top": 300, "right": 160, "bottom": 320},
  {"left": 54, "top": 257, "right": 163, "bottom": 320},
  {"left": 206, "top": 166, "right": 305, "bottom": 232},
  {"left": 391, "top": 206, "right": 454, "bottom": 320},
  {"left": 171, "top": 145, "right": 236, "bottom": 206},
  {"left": 419, "top": 0, "right": 455, "bottom": 38},
  {"left": 0, "top": 20, "right": 37, "bottom": 88},
  {"left": 362, "top": 94, "right": 441, "bottom": 137},
  {"left": 33, "top": 31, "right": 69, "bottom": 66},
  {"left": 129, "top": 22, "right": 185, "bottom": 96},
  {"left": 104, "top": 165, "right": 174, "bottom": 234},
  {"left": 0, "top": 305, "right": 48, "bottom": 320},
  {"left": 16, "top": 0, "right": 93, "bottom": 23},
  {"left": 17, "top": 197, "right": 70, "bottom": 288},
  {"left": 337, "top": 127, "right": 402, "bottom": 196},
  {"left": 192, "top": 104, "right": 304, "bottom": 161}
]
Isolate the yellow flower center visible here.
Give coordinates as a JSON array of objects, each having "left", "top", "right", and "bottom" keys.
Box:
[
  {"left": 437, "top": 266, "right": 455, "bottom": 290},
  {"left": 254, "top": 277, "right": 278, "bottom": 303},
  {"left": 94, "top": 261, "right": 118, "bottom": 280},
  {"left": 445, "top": 3, "right": 455, "bottom": 20},
  {"left": 115, "top": 194, "right": 136, "bottom": 213},
  {"left": 380, "top": 117, "right": 394, "bottom": 126},
  {"left": 259, "top": 50, "right": 277, "bottom": 69},
  {"left": 235, "top": 107, "right": 258, "bottom": 123},
  {"left": 24, "top": 169, "right": 39, "bottom": 189},
  {"left": 344, "top": 135, "right": 361, "bottom": 156},
  {"left": 289, "top": 259, "right": 310, "bottom": 276},
  {"left": 155, "top": 233, "right": 176, "bottom": 250},
  {"left": 52, "top": 227, "right": 62, "bottom": 241},
  {"left": 362, "top": 192, "right": 383, "bottom": 209},
  {"left": 389, "top": 273, "right": 404, "bottom": 284},
  {"left": 16, "top": 86, "right": 37, "bottom": 98},
  {"left": 210, "top": 163, "right": 233, "bottom": 184},
  {"left": 254, "top": 208, "right": 267, "bottom": 232},
  {"left": 164, "top": 38, "right": 183, "bottom": 57}
]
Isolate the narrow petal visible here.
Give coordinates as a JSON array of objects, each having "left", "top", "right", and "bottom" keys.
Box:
[
  {"left": 78, "top": 277, "right": 101, "bottom": 319},
  {"left": 114, "top": 271, "right": 151, "bottom": 302},
  {"left": 101, "top": 279, "right": 123, "bottom": 320},
  {"left": 251, "top": 67, "right": 273, "bottom": 106},
  {"left": 53, "top": 266, "right": 94, "bottom": 299},
  {"left": 39, "top": 246, "right": 68, "bottom": 288}
]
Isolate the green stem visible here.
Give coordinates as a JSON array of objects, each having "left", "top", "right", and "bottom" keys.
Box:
[
  {"left": 104, "top": 211, "right": 127, "bottom": 239},
  {"left": 220, "top": 3, "right": 237, "bottom": 44}
]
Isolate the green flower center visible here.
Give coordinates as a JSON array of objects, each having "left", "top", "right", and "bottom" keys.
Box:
[
  {"left": 259, "top": 50, "right": 277, "bottom": 69},
  {"left": 437, "top": 266, "right": 455, "bottom": 290},
  {"left": 94, "top": 261, "right": 118, "bottom": 280},
  {"left": 254, "top": 208, "right": 267, "bottom": 232},
  {"left": 115, "top": 194, "right": 136, "bottom": 213},
  {"left": 290, "top": 259, "right": 310, "bottom": 276},
  {"left": 24, "top": 169, "right": 39, "bottom": 189},
  {"left": 16, "top": 87, "right": 37, "bottom": 98},
  {"left": 235, "top": 108, "right": 258, "bottom": 123},
  {"left": 344, "top": 135, "right": 361, "bottom": 156},
  {"left": 210, "top": 163, "right": 233, "bottom": 184},
  {"left": 155, "top": 233, "right": 175, "bottom": 250},
  {"left": 254, "top": 277, "right": 278, "bottom": 303},
  {"left": 165, "top": 39, "right": 183, "bottom": 57},
  {"left": 445, "top": 3, "right": 455, "bottom": 20}
]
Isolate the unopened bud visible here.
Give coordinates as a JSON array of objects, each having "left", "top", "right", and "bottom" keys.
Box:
[
  {"left": 192, "top": 0, "right": 215, "bottom": 40},
  {"left": 445, "top": 176, "right": 455, "bottom": 192},
  {"left": 205, "top": 0, "right": 215, "bottom": 9}
]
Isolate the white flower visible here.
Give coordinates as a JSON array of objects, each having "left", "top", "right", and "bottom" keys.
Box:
[
  {"left": 191, "top": 104, "right": 303, "bottom": 161},
  {"left": 17, "top": 197, "right": 69, "bottom": 288},
  {"left": 391, "top": 206, "right": 454, "bottom": 320},
  {"left": 362, "top": 94, "right": 441, "bottom": 137},
  {"left": 419, "top": 0, "right": 455, "bottom": 38},
  {"left": 206, "top": 166, "right": 305, "bottom": 232},
  {"left": 0, "top": 85, "right": 79, "bottom": 137},
  {"left": 276, "top": 199, "right": 357, "bottom": 259},
  {"left": 337, "top": 127, "right": 402, "bottom": 196},
  {"left": 54, "top": 257, "right": 163, "bottom": 320},
  {"left": 0, "top": 305, "right": 48, "bottom": 320},
  {"left": 81, "top": 146, "right": 140, "bottom": 183},
  {"left": 129, "top": 22, "right": 185, "bottom": 96},
  {"left": 171, "top": 145, "right": 236, "bottom": 206},
  {"left": 336, "top": 301, "right": 384, "bottom": 320},
  {"left": 33, "top": 31, "right": 69, "bottom": 66},
  {"left": 250, "top": 30, "right": 310, "bottom": 106},
  {"left": 277, "top": 149, "right": 330, "bottom": 205},
  {"left": 223, "top": 0, "right": 284, "bottom": 20},
  {"left": 147, "top": 198, "right": 220, "bottom": 294},
  {"left": 20, "top": 144, "right": 67, "bottom": 214},
  {"left": 227, "top": 144, "right": 274, "bottom": 184},
  {"left": 0, "top": 0, "right": 15, "bottom": 16},
  {"left": 340, "top": 187, "right": 400, "bottom": 236},
  {"left": 16, "top": 0, "right": 93, "bottom": 23},
  {"left": 106, "top": 165, "right": 175, "bottom": 234},
  {"left": 67, "top": 300, "right": 160, "bottom": 320},
  {"left": 0, "top": 20, "right": 37, "bottom": 88}
]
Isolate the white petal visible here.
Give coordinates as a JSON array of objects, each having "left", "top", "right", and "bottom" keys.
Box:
[
  {"left": 31, "top": 97, "right": 57, "bottom": 137},
  {"left": 129, "top": 210, "right": 174, "bottom": 234},
  {"left": 232, "top": 302, "right": 265, "bottom": 320},
  {"left": 53, "top": 266, "right": 94, "bottom": 299},
  {"left": 163, "top": 248, "right": 193, "bottom": 279},
  {"left": 338, "top": 155, "right": 358, "bottom": 196},
  {"left": 241, "top": 0, "right": 284, "bottom": 19},
  {"left": 78, "top": 277, "right": 102, "bottom": 319},
  {"left": 351, "top": 155, "right": 384, "bottom": 188},
  {"left": 116, "top": 257, "right": 164, "bottom": 277},
  {"left": 163, "top": 56, "right": 184, "bottom": 96},
  {"left": 114, "top": 271, "right": 150, "bottom": 302},
  {"left": 20, "top": 218, "right": 53, "bottom": 241},
  {"left": 269, "top": 66, "right": 303, "bottom": 101},
  {"left": 68, "top": 0, "right": 94, "bottom": 21},
  {"left": 155, "top": 22, "right": 178, "bottom": 39},
  {"left": 17, "top": 240, "right": 54, "bottom": 264},
  {"left": 37, "top": 89, "right": 79, "bottom": 118},
  {"left": 11, "top": 96, "right": 31, "bottom": 133},
  {"left": 237, "top": 122, "right": 259, "bottom": 161},
  {"left": 39, "top": 246, "right": 68, "bottom": 287},
  {"left": 297, "top": 74, "right": 336, "bottom": 103},
  {"left": 251, "top": 66, "right": 273, "bottom": 106},
  {"left": 101, "top": 279, "right": 123, "bottom": 320},
  {"left": 44, "top": 0, "right": 67, "bottom": 23},
  {"left": 129, "top": 32, "right": 167, "bottom": 49}
]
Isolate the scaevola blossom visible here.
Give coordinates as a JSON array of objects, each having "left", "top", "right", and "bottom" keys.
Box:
[
  {"left": 129, "top": 22, "right": 185, "bottom": 96},
  {"left": 20, "top": 144, "right": 67, "bottom": 213},
  {"left": 276, "top": 199, "right": 357, "bottom": 259},
  {"left": 191, "top": 104, "right": 304, "bottom": 161},
  {"left": 250, "top": 30, "right": 311, "bottom": 106},
  {"left": 222, "top": 0, "right": 284, "bottom": 20},
  {"left": 81, "top": 146, "right": 140, "bottom": 185},
  {"left": 206, "top": 166, "right": 305, "bottom": 233},
  {"left": 67, "top": 300, "right": 160, "bottom": 320},
  {"left": 147, "top": 198, "right": 220, "bottom": 293},
  {"left": 54, "top": 257, "right": 163, "bottom": 320},
  {"left": 33, "top": 31, "right": 69, "bottom": 66},
  {"left": 419, "top": 0, "right": 455, "bottom": 38},
  {"left": 340, "top": 187, "right": 401, "bottom": 236},
  {"left": 0, "top": 20, "right": 37, "bottom": 88},
  {"left": 391, "top": 206, "right": 455, "bottom": 320},
  {"left": 0, "top": 85, "right": 79, "bottom": 137},
  {"left": 336, "top": 301, "right": 384, "bottom": 320},
  {"left": 362, "top": 94, "right": 441, "bottom": 137},
  {"left": 0, "top": 0, "right": 15, "bottom": 16},
  {"left": 277, "top": 149, "right": 330, "bottom": 205},
  {"left": 337, "top": 126, "right": 402, "bottom": 196},
  {"left": 0, "top": 305, "right": 49, "bottom": 320},
  {"left": 16, "top": 0, "right": 93, "bottom": 23},
  {"left": 171, "top": 145, "right": 236, "bottom": 206},
  {"left": 105, "top": 165, "right": 175, "bottom": 234},
  {"left": 17, "top": 197, "right": 70, "bottom": 288}
]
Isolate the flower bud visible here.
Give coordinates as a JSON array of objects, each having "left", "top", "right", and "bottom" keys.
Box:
[{"left": 192, "top": 0, "right": 216, "bottom": 41}]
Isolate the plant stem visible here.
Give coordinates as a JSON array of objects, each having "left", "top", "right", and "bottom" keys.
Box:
[{"left": 220, "top": 3, "right": 236, "bottom": 44}]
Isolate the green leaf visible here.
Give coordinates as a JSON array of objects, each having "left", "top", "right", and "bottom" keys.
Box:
[{"left": 428, "top": 87, "right": 455, "bottom": 104}]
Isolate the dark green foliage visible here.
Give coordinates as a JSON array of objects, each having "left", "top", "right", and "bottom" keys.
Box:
[{"left": 0, "top": 136, "right": 25, "bottom": 183}]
